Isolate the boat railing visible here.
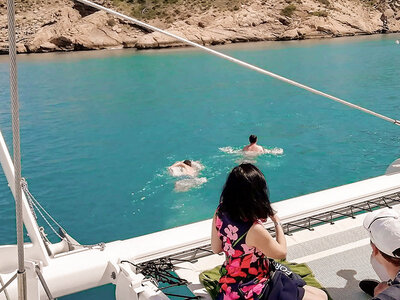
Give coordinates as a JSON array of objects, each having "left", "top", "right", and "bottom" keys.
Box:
[{"left": 127, "top": 173, "right": 400, "bottom": 268}]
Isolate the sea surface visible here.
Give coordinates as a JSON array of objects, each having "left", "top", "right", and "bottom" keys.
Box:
[{"left": 0, "top": 34, "right": 400, "bottom": 299}]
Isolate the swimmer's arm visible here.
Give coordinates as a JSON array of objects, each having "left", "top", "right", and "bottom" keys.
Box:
[
  {"left": 170, "top": 161, "right": 185, "bottom": 168},
  {"left": 257, "top": 145, "right": 266, "bottom": 152},
  {"left": 211, "top": 213, "right": 223, "bottom": 254},
  {"left": 246, "top": 221, "right": 287, "bottom": 259},
  {"left": 169, "top": 162, "right": 178, "bottom": 169}
]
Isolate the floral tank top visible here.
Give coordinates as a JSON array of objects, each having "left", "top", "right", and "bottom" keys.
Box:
[{"left": 215, "top": 209, "right": 270, "bottom": 300}]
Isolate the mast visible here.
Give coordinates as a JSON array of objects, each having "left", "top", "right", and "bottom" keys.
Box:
[{"left": 6, "top": 0, "right": 27, "bottom": 298}]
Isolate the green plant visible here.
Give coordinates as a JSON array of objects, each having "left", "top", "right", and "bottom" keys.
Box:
[
  {"left": 309, "top": 10, "right": 328, "bottom": 17},
  {"left": 280, "top": 4, "right": 296, "bottom": 17}
]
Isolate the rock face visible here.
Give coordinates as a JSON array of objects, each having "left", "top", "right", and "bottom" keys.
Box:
[
  {"left": 0, "top": 0, "right": 399, "bottom": 54},
  {"left": 27, "top": 9, "right": 137, "bottom": 52}
]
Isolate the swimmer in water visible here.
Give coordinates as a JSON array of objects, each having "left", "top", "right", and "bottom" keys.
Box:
[
  {"left": 168, "top": 160, "right": 197, "bottom": 177},
  {"left": 243, "top": 135, "right": 264, "bottom": 153},
  {"left": 168, "top": 160, "right": 207, "bottom": 192}
]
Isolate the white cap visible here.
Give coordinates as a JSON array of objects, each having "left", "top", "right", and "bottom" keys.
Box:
[{"left": 363, "top": 208, "right": 400, "bottom": 258}]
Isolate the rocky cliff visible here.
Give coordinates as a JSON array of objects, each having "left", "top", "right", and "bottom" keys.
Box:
[{"left": 0, "top": 0, "right": 399, "bottom": 54}]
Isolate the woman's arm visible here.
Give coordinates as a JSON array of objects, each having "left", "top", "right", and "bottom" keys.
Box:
[
  {"left": 211, "top": 213, "right": 223, "bottom": 254},
  {"left": 269, "top": 214, "right": 286, "bottom": 254},
  {"left": 245, "top": 215, "right": 287, "bottom": 259}
]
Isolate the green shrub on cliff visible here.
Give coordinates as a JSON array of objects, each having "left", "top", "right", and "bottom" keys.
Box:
[
  {"left": 309, "top": 10, "right": 328, "bottom": 17},
  {"left": 281, "top": 4, "right": 296, "bottom": 17}
]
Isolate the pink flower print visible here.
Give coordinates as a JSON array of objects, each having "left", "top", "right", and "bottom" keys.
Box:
[
  {"left": 240, "top": 281, "right": 266, "bottom": 299},
  {"left": 240, "top": 284, "right": 256, "bottom": 299},
  {"left": 250, "top": 254, "right": 258, "bottom": 263},
  {"left": 221, "top": 283, "right": 228, "bottom": 292},
  {"left": 223, "top": 286, "right": 240, "bottom": 300},
  {"left": 233, "top": 249, "right": 243, "bottom": 257},
  {"left": 248, "top": 267, "right": 258, "bottom": 275},
  {"left": 227, "top": 258, "right": 241, "bottom": 273},
  {"left": 241, "top": 244, "right": 253, "bottom": 255},
  {"left": 224, "top": 225, "right": 239, "bottom": 241},
  {"left": 223, "top": 240, "right": 235, "bottom": 257},
  {"left": 241, "top": 244, "right": 258, "bottom": 263},
  {"left": 253, "top": 283, "right": 265, "bottom": 295},
  {"left": 256, "top": 249, "right": 263, "bottom": 257},
  {"left": 226, "top": 258, "right": 247, "bottom": 277},
  {"left": 216, "top": 216, "right": 223, "bottom": 230},
  {"left": 240, "top": 284, "right": 255, "bottom": 293}
]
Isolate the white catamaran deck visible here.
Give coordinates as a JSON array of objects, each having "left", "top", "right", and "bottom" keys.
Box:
[
  {"left": 169, "top": 172, "right": 400, "bottom": 300},
  {"left": 1, "top": 161, "right": 400, "bottom": 300},
  {"left": 174, "top": 206, "right": 400, "bottom": 300},
  {"left": 286, "top": 210, "right": 380, "bottom": 300}
]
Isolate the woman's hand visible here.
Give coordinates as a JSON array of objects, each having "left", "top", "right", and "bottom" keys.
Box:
[{"left": 270, "top": 214, "right": 280, "bottom": 224}]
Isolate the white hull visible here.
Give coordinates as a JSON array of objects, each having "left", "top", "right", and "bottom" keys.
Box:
[{"left": 1, "top": 170, "right": 400, "bottom": 299}]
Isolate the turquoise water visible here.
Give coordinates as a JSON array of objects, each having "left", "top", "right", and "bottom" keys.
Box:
[{"left": 0, "top": 34, "right": 400, "bottom": 299}]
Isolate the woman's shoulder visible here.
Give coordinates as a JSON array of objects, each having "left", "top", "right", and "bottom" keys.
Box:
[
  {"left": 250, "top": 220, "right": 265, "bottom": 230},
  {"left": 248, "top": 219, "right": 269, "bottom": 236}
]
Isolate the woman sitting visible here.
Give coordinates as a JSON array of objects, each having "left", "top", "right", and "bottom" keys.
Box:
[{"left": 211, "top": 163, "right": 327, "bottom": 300}]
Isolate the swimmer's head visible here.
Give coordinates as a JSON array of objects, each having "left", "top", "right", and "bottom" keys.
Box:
[
  {"left": 219, "top": 163, "right": 273, "bottom": 222},
  {"left": 249, "top": 135, "right": 257, "bottom": 144},
  {"left": 183, "top": 160, "right": 192, "bottom": 167}
]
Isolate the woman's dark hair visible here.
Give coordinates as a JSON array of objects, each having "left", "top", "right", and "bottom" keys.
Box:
[
  {"left": 183, "top": 160, "right": 192, "bottom": 166},
  {"left": 219, "top": 163, "right": 274, "bottom": 222}
]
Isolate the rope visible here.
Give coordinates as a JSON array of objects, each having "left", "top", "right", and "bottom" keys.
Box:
[
  {"left": 22, "top": 179, "right": 37, "bottom": 220},
  {"left": 21, "top": 178, "right": 105, "bottom": 251},
  {"left": 121, "top": 259, "right": 190, "bottom": 288},
  {"left": 120, "top": 259, "right": 199, "bottom": 299},
  {"left": 22, "top": 179, "right": 65, "bottom": 236},
  {"left": 76, "top": 0, "right": 400, "bottom": 127}
]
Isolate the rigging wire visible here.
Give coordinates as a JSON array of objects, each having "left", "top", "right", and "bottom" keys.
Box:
[
  {"left": 21, "top": 178, "right": 105, "bottom": 251},
  {"left": 76, "top": 0, "right": 400, "bottom": 127}
]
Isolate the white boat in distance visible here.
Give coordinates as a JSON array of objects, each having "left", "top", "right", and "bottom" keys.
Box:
[{"left": 1, "top": 0, "right": 400, "bottom": 299}]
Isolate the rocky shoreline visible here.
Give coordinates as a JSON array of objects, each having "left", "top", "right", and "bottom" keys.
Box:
[{"left": 0, "top": 0, "right": 399, "bottom": 54}]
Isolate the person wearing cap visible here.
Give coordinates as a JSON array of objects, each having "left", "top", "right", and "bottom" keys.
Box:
[{"left": 360, "top": 208, "right": 400, "bottom": 299}]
